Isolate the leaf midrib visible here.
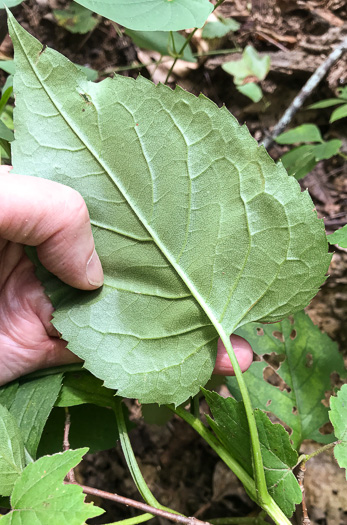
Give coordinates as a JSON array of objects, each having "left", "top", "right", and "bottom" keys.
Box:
[{"left": 13, "top": 20, "right": 225, "bottom": 337}]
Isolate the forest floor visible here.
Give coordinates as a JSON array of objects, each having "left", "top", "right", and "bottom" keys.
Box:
[{"left": 0, "top": 1, "right": 346, "bottom": 524}]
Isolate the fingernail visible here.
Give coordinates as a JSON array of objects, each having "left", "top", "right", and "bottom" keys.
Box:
[{"left": 86, "top": 249, "right": 104, "bottom": 287}]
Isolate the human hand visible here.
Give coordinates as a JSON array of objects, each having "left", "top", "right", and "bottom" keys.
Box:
[{"left": 0, "top": 165, "right": 252, "bottom": 386}]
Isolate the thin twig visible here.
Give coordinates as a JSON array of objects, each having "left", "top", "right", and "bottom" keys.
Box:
[
  {"left": 68, "top": 483, "right": 212, "bottom": 525},
  {"left": 63, "top": 407, "right": 76, "bottom": 483},
  {"left": 297, "top": 463, "right": 310, "bottom": 525},
  {"left": 262, "top": 36, "right": 347, "bottom": 149}
]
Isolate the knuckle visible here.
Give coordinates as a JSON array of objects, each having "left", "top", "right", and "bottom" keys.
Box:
[{"left": 61, "top": 187, "right": 90, "bottom": 227}]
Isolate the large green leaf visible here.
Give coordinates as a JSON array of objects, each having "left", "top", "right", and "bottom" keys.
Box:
[
  {"left": 74, "top": 0, "right": 214, "bottom": 31},
  {"left": 329, "top": 384, "right": 347, "bottom": 478},
  {"left": 0, "top": 405, "right": 25, "bottom": 497},
  {"left": 1, "top": 449, "right": 103, "bottom": 524},
  {"left": 227, "top": 311, "right": 347, "bottom": 448},
  {"left": 203, "top": 390, "right": 302, "bottom": 517},
  {"left": 9, "top": 14, "right": 330, "bottom": 405}
]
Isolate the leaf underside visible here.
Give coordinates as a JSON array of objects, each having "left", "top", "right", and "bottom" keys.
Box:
[{"left": 9, "top": 14, "right": 330, "bottom": 405}]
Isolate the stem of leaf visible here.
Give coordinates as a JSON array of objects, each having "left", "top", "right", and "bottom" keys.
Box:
[
  {"left": 164, "top": 28, "right": 198, "bottom": 84},
  {"left": 218, "top": 332, "right": 270, "bottom": 507},
  {"left": 113, "top": 398, "right": 180, "bottom": 515},
  {"left": 164, "top": 0, "right": 228, "bottom": 84},
  {"left": 296, "top": 440, "right": 340, "bottom": 466},
  {"left": 113, "top": 397, "right": 161, "bottom": 508},
  {"left": 0, "top": 86, "right": 13, "bottom": 116},
  {"left": 210, "top": 513, "right": 267, "bottom": 525},
  {"left": 190, "top": 394, "right": 200, "bottom": 418},
  {"left": 169, "top": 31, "right": 177, "bottom": 57},
  {"left": 169, "top": 406, "right": 291, "bottom": 525},
  {"left": 105, "top": 513, "right": 154, "bottom": 525}
]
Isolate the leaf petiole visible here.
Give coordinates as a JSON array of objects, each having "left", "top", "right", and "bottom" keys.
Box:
[
  {"left": 217, "top": 330, "right": 270, "bottom": 506},
  {"left": 169, "top": 405, "right": 291, "bottom": 525}
]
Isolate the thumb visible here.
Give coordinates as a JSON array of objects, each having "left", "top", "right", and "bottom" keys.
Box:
[{"left": 0, "top": 167, "right": 103, "bottom": 290}]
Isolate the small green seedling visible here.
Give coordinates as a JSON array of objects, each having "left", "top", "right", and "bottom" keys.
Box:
[
  {"left": 202, "top": 15, "right": 240, "bottom": 39},
  {"left": 308, "top": 85, "right": 347, "bottom": 123},
  {"left": 53, "top": 2, "right": 99, "bottom": 34},
  {"left": 222, "top": 45, "right": 270, "bottom": 102},
  {"left": 275, "top": 123, "right": 343, "bottom": 179}
]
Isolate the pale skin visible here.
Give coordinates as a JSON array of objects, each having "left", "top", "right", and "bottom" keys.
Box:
[{"left": 0, "top": 165, "right": 253, "bottom": 386}]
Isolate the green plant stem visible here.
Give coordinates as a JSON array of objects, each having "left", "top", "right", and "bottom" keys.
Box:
[
  {"left": 113, "top": 398, "right": 162, "bottom": 508},
  {"left": 105, "top": 513, "right": 154, "bottom": 525},
  {"left": 190, "top": 394, "right": 200, "bottom": 418},
  {"left": 338, "top": 151, "right": 347, "bottom": 160},
  {"left": 164, "top": 28, "right": 198, "bottom": 83},
  {"left": 217, "top": 332, "right": 270, "bottom": 506},
  {"left": 214, "top": 0, "right": 227, "bottom": 9},
  {"left": 169, "top": 31, "right": 177, "bottom": 56},
  {"left": 195, "top": 48, "right": 242, "bottom": 57},
  {"left": 169, "top": 406, "right": 291, "bottom": 525},
  {"left": 164, "top": 0, "right": 228, "bottom": 83},
  {"left": 210, "top": 515, "right": 266, "bottom": 525},
  {"left": 0, "top": 138, "right": 11, "bottom": 159},
  {"left": 0, "top": 86, "right": 13, "bottom": 116},
  {"left": 113, "top": 398, "right": 180, "bottom": 516},
  {"left": 297, "top": 440, "right": 340, "bottom": 465}
]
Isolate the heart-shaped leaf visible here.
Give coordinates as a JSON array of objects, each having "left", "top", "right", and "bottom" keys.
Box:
[
  {"left": 74, "top": 0, "right": 214, "bottom": 31},
  {"left": 9, "top": 14, "right": 330, "bottom": 405}
]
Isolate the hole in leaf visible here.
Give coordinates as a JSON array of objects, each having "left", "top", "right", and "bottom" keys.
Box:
[
  {"left": 319, "top": 421, "right": 334, "bottom": 435},
  {"left": 263, "top": 366, "right": 291, "bottom": 392},
  {"left": 256, "top": 327, "right": 264, "bottom": 336},
  {"left": 292, "top": 406, "right": 297, "bottom": 415},
  {"left": 263, "top": 352, "right": 285, "bottom": 370},
  {"left": 79, "top": 92, "right": 92, "bottom": 104},
  {"left": 330, "top": 371, "right": 344, "bottom": 390},
  {"left": 272, "top": 330, "right": 284, "bottom": 342},
  {"left": 290, "top": 329, "right": 297, "bottom": 340},
  {"left": 305, "top": 353, "right": 313, "bottom": 368},
  {"left": 288, "top": 315, "right": 294, "bottom": 325},
  {"left": 266, "top": 399, "right": 272, "bottom": 407}
]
